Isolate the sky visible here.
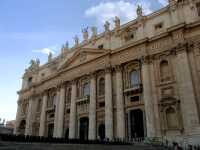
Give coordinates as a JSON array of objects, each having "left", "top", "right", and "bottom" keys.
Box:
[{"left": 0, "top": 0, "right": 168, "bottom": 122}]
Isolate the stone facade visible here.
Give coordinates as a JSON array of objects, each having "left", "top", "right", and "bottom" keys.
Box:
[{"left": 15, "top": 0, "right": 200, "bottom": 145}]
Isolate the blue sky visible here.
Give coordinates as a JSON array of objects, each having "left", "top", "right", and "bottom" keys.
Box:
[{"left": 0, "top": 0, "right": 167, "bottom": 122}]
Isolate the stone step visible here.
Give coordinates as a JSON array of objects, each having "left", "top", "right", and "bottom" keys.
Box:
[{"left": 0, "top": 142, "right": 171, "bottom": 150}]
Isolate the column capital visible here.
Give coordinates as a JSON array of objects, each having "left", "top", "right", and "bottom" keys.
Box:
[
  {"left": 140, "top": 55, "right": 153, "bottom": 65},
  {"left": 89, "top": 72, "right": 97, "bottom": 79},
  {"left": 105, "top": 67, "right": 112, "bottom": 74},
  {"left": 114, "top": 65, "right": 123, "bottom": 72},
  {"left": 71, "top": 79, "right": 77, "bottom": 85}
]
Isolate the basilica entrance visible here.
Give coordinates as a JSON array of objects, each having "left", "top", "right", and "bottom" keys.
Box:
[
  {"left": 79, "top": 117, "right": 89, "bottom": 140},
  {"left": 130, "top": 109, "right": 144, "bottom": 138},
  {"left": 18, "top": 120, "right": 26, "bottom": 135},
  {"left": 98, "top": 124, "right": 105, "bottom": 140},
  {"left": 65, "top": 128, "right": 69, "bottom": 139},
  {"left": 48, "top": 123, "right": 54, "bottom": 137}
]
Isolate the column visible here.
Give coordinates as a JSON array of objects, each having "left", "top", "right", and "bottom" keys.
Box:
[
  {"left": 69, "top": 80, "right": 77, "bottom": 139},
  {"left": 175, "top": 49, "right": 199, "bottom": 133},
  {"left": 57, "top": 85, "right": 66, "bottom": 138},
  {"left": 14, "top": 100, "right": 22, "bottom": 134},
  {"left": 141, "top": 59, "right": 156, "bottom": 137},
  {"left": 115, "top": 66, "right": 125, "bottom": 139},
  {"left": 53, "top": 89, "right": 60, "bottom": 137},
  {"left": 89, "top": 73, "right": 97, "bottom": 140},
  {"left": 25, "top": 98, "right": 34, "bottom": 136},
  {"left": 105, "top": 68, "right": 113, "bottom": 140},
  {"left": 39, "top": 93, "right": 48, "bottom": 137}
]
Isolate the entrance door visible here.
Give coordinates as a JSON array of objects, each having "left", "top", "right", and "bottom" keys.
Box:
[
  {"left": 98, "top": 124, "right": 105, "bottom": 140},
  {"left": 48, "top": 124, "right": 54, "bottom": 137},
  {"left": 65, "top": 128, "right": 69, "bottom": 139},
  {"left": 79, "top": 117, "right": 89, "bottom": 140},
  {"left": 19, "top": 120, "right": 26, "bottom": 135},
  {"left": 130, "top": 109, "right": 144, "bottom": 138}
]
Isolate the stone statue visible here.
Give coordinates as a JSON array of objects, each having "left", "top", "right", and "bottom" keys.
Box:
[
  {"left": 137, "top": 5, "right": 143, "bottom": 17},
  {"left": 48, "top": 52, "right": 52, "bottom": 62},
  {"left": 61, "top": 44, "right": 65, "bottom": 54},
  {"left": 65, "top": 41, "right": 69, "bottom": 49},
  {"left": 36, "top": 58, "right": 40, "bottom": 66},
  {"left": 104, "top": 21, "right": 110, "bottom": 32},
  {"left": 82, "top": 27, "right": 89, "bottom": 41},
  {"left": 30, "top": 59, "right": 36, "bottom": 67},
  {"left": 114, "top": 16, "right": 120, "bottom": 30},
  {"left": 91, "top": 26, "right": 97, "bottom": 38},
  {"left": 74, "top": 35, "right": 79, "bottom": 46}
]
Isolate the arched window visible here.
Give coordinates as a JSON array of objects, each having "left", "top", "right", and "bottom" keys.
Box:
[
  {"left": 166, "top": 107, "right": 178, "bottom": 129},
  {"left": 99, "top": 77, "right": 105, "bottom": 96},
  {"left": 160, "top": 60, "right": 170, "bottom": 82},
  {"left": 83, "top": 82, "right": 90, "bottom": 96},
  {"left": 130, "top": 70, "right": 140, "bottom": 87}
]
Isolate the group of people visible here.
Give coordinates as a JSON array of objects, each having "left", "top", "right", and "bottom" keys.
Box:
[{"left": 0, "top": 134, "right": 130, "bottom": 145}]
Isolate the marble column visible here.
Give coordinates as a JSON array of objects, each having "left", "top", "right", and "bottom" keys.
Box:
[
  {"left": 89, "top": 73, "right": 97, "bottom": 140},
  {"left": 53, "top": 89, "right": 60, "bottom": 137},
  {"left": 69, "top": 81, "right": 77, "bottom": 139},
  {"left": 39, "top": 93, "right": 48, "bottom": 137},
  {"left": 115, "top": 66, "right": 125, "bottom": 139},
  {"left": 105, "top": 68, "right": 113, "bottom": 140},
  {"left": 175, "top": 49, "right": 199, "bottom": 133},
  {"left": 25, "top": 98, "right": 34, "bottom": 136},
  {"left": 141, "top": 59, "right": 156, "bottom": 137},
  {"left": 14, "top": 100, "right": 22, "bottom": 134},
  {"left": 57, "top": 85, "right": 66, "bottom": 138}
]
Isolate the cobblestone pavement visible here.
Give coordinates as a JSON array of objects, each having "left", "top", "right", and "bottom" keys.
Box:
[{"left": 0, "top": 142, "right": 171, "bottom": 150}]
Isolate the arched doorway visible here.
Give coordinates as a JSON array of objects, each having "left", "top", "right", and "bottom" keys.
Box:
[
  {"left": 79, "top": 117, "right": 89, "bottom": 140},
  {"left": 48, "top": 123, "right": 54, "bottom": 137},
  {"left": 65, "top": 128, "right": 69, "bottom": 139},
  {"left": 130, "top": 109, "right": 144, "bottom": 138},
  {"left": 18, "top": 120, "right": 26, "bottom": 135},
  {"left": 98, "top": 124, "right": 105, "bottom": 140}
]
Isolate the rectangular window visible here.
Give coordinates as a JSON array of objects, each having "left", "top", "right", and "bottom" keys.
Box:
[
  {"left": 155, "top": 22, "right": 163, "bottom": 31},
  {"left": 130, "top": 96, "right": 140, "bottom": 102},
  {"left": 99, "top": 102, "right": 105, "bottom": 108},
  {"left": 196, "top": 3, "right": 200, "bottom": 16},
  {"left": 98, "top": 44, "right": 104, "bottom": 49}
]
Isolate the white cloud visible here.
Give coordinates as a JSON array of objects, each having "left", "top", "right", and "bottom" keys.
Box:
[
  {"left": 157, "top": 0, "right": 168, "bottom": 6},
  {"left": 32, "top": 46, "right": 59, "bottom": 55},
  {"left": 85, "top": 0, "right": 153, "bottom": 27}
]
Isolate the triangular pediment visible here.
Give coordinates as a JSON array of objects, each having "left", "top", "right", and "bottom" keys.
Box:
[{"left": 59, "top": 48, "right": 110, "bottom": 70}]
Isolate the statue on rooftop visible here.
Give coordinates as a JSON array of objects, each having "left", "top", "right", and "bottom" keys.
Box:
[
  {"left": 74, "top": 35, "right": 79, "bottom": 46},
  {"left": 114, "top": 16, "right": 120, "bottom": 30},
  {"left": 104, "top": 21, "right": 110, "bottom": 32},
  {"left": 65, "top": 41, "right": 69, "bottom": 49},
  {"left": 48, "top": 52, "right": 52, "bottom": 62},
  {"left": 82, "top": 27, "right": 89, "bottom": 41},
  {"left": 137, "top": 5, "right": 143, "bottom": 17},
  {"left": 91, "top": 26, "right": 97, "bottom": 38}
]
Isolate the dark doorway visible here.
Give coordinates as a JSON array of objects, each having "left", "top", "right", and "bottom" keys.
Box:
[
  {"left": 79, "top": 117, "right": 89, "bottom": 140},
  {"left": 130, "top": 109, "right": 144, "bottom": 138},
  {"left": 48, "top": 124, "right": 54, "bottom": 138},
  {"left": 98, "top": 124, "right": 105, "bottom": 140},
  {"left": 65, "top": 128, "right": 69, "bottom": 139},
  {"left": 19, "top": 120, "right": 26, "bottom": 135}
]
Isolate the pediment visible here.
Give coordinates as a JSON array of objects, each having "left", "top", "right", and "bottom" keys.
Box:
[{"left": 59, "top": 48, "right": 110, "bottom": 70}]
